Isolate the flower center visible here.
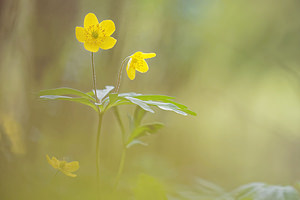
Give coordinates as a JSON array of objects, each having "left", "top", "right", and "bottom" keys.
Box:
[
  {"left": 59, "top": 161, "right": 66, "bottom": 169},
  {"left": 92, "top": 31, "right": 99, "bottom": 39}
]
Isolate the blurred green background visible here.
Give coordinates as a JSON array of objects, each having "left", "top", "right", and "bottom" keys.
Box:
[{"left": 1, "top": 0, "right": 300, "bottom": 199}]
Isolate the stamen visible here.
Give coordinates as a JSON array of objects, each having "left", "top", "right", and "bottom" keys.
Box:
[{"left": 92, "top": 31, "right": 99, "bottom": 39}]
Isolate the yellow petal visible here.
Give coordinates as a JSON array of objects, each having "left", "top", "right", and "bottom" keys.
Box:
[
  {"left": 142, "top": 53, "right": 156, "bottom": 59},
  {"left": 99, "top": 20, "right": 115, "bottom": 36},
  {"left": 84, "top": 41, "right": 100, "bottom": 52},
  {"left": 126, "top": 60, "right": 136, "bottom": 80},
  {"left": 84, "top": 13, "right": 99, "bottom": 29},
  {"left": 75, "top": 27, "right": 86, "bottom": 43},
  {"left": 63, "top": 161, "right": 79, "bottom": 173},
  {"left": 98, "top": 37, "right": 117, "bottom": 50},
  {"left": 131, "top": 51, "right": 143, "bottom": 59},
  {"left": 135, "top": 60, "right": 149, "bottom": 73},
  {"left": 46, "top": 155, "right": 59, "bottom": 169},
  {"left": 61, "top": 171, "right": 77, "bottom": 177}
]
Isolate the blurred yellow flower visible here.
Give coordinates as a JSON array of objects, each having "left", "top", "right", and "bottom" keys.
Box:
[
  {"left": 75, "top": 13, "right": 117, "bottom": 52},
  {"left": 126, "top": 51, "right": 156, "bottom": 80},
  {"left": 46, "top": 155, "right": 79, "bottom": 177}
]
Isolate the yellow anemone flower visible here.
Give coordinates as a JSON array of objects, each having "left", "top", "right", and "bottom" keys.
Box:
[
  {"left": 46, "top": 155, "right": 79, "bottom": 177},
  {"left": 126, "top": 51, "right": 156, "bottom": 80},
  {"left": 75, "top": 13, "right": 117, "bottom": 52}
]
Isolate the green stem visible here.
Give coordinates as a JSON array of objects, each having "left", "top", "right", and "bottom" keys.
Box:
[
  {"left": 115, "top": 57, "right": 130, "bottom": 93},
  {"left": 91, "top": 52, "right": 100, "bottom": 103},
  {"left": 113, "top": 107, "right": 127, "bottom": 190},
  {"left": 96, "top": 113, "right": 103, "bottom": 198},
  {"left": 113, "top": 107, "right": 126, "bottom": 143},
  {"left": 114, "top": 148, "right": 126, "bottom": 190},
  {"left": 91, "top": 52, "right": 103, "bottom": 199}
]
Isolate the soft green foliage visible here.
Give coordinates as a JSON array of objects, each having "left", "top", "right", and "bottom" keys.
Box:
[
  {"left": 95, "top": 85, "right": 115, "bottom": 102},
  {"left": 171, "top": 178, "right": 233, "bottom": 200},
  {"left": 134, "top": 174, "right": 168, "bottom": 200},
  {"left": 39, "top": 87, "right": 95, "bottom": 100},
  {"left": 39, "top": 85, "right": 195, "bottom": 198},
  {"left": 39, "top": 87, "right": 98, "bottom": 111},
  {"left": 171, "top": 179, "right": 300, "bottom": 200},
  {"left": 39, "top": 86, "right": 196, "bottom": 116},
  {"left": 232, "top": 183, "right": 300, "bottom": 200},
  {"left": 126, "top": 123, "right": 164, "bottom": 148}
]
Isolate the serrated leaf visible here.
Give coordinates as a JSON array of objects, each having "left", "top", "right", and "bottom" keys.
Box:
[
  {"left": 40, "top": 95, "right": 98, "bottom": 112},
  {"left": 126, "top": 123, "right": 164, "bottom": 146},
  {"left": 126, "top": 139, "right": 148, "bottom": 148},
  {"left": 124, "top": 97, "right": 154, "bottom": 113},
  {"left": 39, "top": 87, "right": 95, "bottom": 101},
  {"left": 94, "top": 85, "right": 114, "bottom": 102},
  {"left": 232, "top": 183, "right": 300, "bottom": 200}
]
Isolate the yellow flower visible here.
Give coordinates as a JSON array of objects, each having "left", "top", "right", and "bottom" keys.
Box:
[
  {"left": 46, "top": 155, "right": 79, "bottom": 177},
  {"left": 126, "top": 51, "right": 156, "bottom": 80},
  {"left": 75, "top": 13, "right": 117, "bottom": 52}
]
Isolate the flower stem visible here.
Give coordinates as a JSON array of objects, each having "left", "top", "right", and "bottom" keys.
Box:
[
  {"left": 114, "top": 148, "right": 126, "bottom": 190},
  {"left": 96, "top": 112, "right": 103, "bottom": 198},
  {"left": 113, "top": 107, "right": 127, "bottom": 190},
  {"left": 115, "top": 57, "right": 130, "bottom": 93},
  {"left": 91, "top": 52, "right": 100, "bottom": 103},
  {"left": 113, "top": 107, "right": 126, "bottom": 143},
  {"left": 91, "top": 52, "right": 103, "bottom": 199}
]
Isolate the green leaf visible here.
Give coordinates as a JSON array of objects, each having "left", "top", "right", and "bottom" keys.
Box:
[
  {"left": 136, "top": 95, "right": 175, "bottom": 101},
  {"left": 108, "top": 93, "right": 119, "bottom": 105},
  {"left": 232, "top": 183, "right": 300, "bottom": 200},
  {"left": 194, "top": 178, "right": 226, "bottom": 194},
  {"left": 118, "top": 92, "right": 141, "bottom": 97},
  {"left": 126, "top": 139, "right": 148, "bottom": 148},
  {"left": 107, "top": 92, "right": 196, "bottom": 116},
  {"left": 134, "top": 174, "right": 168, "bottom": 200},
  {"left": 40, "top": 95, "right": 98, "bottom": 112},
  {"left": 144, "top": 100, "right": 188, "bottom": 116},
  {"left": 39, "top": 87, "right": 95, "bottom": 101},
  {"left": 162, "top": 100, "right": 197, "bottom": 116},
  {"left": 95, "top": 85, "right": 114, "bottom": 102},
  {"left": 124, "top": 97, "right": 154, "bottom": 113},
  {"left": 126, "top": 122, "right": 164, "bottom": 147},
  {"left": 173, "top": 177, "right": 232, "bottom": 200}
]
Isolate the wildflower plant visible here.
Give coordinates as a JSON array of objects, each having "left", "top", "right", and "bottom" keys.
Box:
[{"left": 40, "top": 13, "right": 195, "bottom": 198}]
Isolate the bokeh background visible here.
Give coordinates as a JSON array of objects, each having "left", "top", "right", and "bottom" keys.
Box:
[{"left": 1, "top": 0, "right": 300, "bottom": 199}]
